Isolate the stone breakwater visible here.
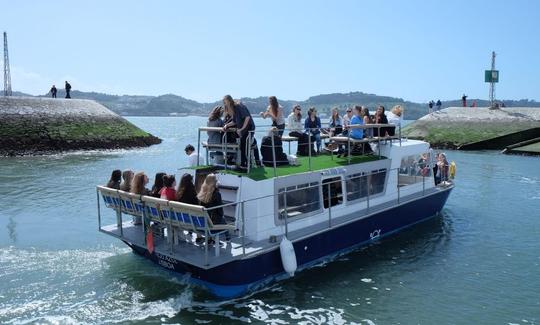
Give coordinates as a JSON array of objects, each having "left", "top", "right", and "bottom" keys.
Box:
[
  {"left": 0, "top": 96, "right": 161, "bottom": 156},
  {"left": 402, "top": 107, "right": 540, "bottom": 149}
]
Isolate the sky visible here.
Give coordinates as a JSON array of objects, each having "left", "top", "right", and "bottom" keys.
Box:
[{"left": 2, "top": 0, "right": 540, "bottom": 103}]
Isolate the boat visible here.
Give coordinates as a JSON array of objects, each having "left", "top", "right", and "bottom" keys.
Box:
[{"left": 96, "top": 123, "right": 454, "bottom": 298}]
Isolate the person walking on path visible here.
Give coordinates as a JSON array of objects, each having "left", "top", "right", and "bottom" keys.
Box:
[
  {"left": 461, "top": 94, "right": 467, "bottom": 107},
  {"left": 65, "top": 81, "right": 72, "bottom": 99},
  {"left": 50, "top": 85, "right": 57, "bottom": 98},
  {"left": 436, "top": 99, "right": 442, "bottom": 111}
]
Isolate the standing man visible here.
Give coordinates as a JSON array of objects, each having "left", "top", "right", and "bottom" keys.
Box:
[
  {"left": 461, "top": 94, "right": 467, "bottom": 107},
  {"left": 185, "top": 144, "right": 204, "bottom": 167},
  {"left": 222, "top": 94, "right": 257, "bottom": 170},
  {"left": 50, "top": 85, "right": 57, "bottom": 98},
  {"left": 436, "top": 99, "right": 442, "bottom": 111},
  {"left": 65, "top": 81, "right": 72, "bottom": 99},
  {"left": 428, "top": 100, "right": 434, "bottom": 113}
]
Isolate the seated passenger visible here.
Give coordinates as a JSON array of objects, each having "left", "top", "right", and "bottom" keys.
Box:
[
  {"left": 106, "top": 169, "right": 122, "bottom": 189},
  {"left": 386, "top": 105, "right": 402, "bottom": 136},
  {"left": 119, "top": 170, "right": 134, "bottom": 192},
  {"left": 373, "top": 105, "right": 388, "bottom": 137},
  {"left": 150, "top": 172, "right": 166, "bottom": 198},
  {"left": 305, "top": 107, "right": 322, "bottom": 154},
  {"left": 287, "top": 104, "right": 304, "bottom": 138},
  {"left": 197, "top": 174, "right": 226, "bottom": 225},
  {"left": 361, "top": 107, "right": 373, "bottom": 138},
  {"left": 350, "top": 106, "right": 365, "bottom": 139},
  {"left": 159, "top": 175, "right": 177, "bottom": 200},
  {"left": 260, "top": 96, "right": 286, "bottom": 137},
  {"left": 342, "top": 107, "right": 353, "bottom": 136},
  {"left": 327, "top": 107, "right": 343, "bottom": 136},
  {"left": 130, "top": 172, "right": 150, "bottom": 195},
  {"left": 175, "top": 173, "right": 198, "bottom": 205}
]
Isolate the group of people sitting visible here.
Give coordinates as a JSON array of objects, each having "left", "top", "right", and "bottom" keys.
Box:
[
  {"left": 202, "top": 95, "right": 404, "bottom": 168},
  {"left": 106, "top": 170, "right": 226, "bottom": 243}
]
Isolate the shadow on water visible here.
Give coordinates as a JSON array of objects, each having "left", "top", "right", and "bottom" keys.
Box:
[{"left": 7, "top": 216, "right": 17, "bottom": 243}]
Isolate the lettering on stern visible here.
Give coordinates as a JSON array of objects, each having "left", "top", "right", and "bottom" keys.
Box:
[
  {"left": 370, "top": 229, "right": 381, "bottom": 240},
  {"left": 156, "top": 252, "right": 179, "bottom": 270}
]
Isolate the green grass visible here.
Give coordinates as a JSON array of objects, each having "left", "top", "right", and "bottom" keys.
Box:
[{"left": 221, "top": 154, "right": 383, "bottom": 181}]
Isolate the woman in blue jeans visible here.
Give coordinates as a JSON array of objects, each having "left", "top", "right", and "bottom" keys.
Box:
[{"left": 304, "top": 107, "right": 322, "bottom": 154}]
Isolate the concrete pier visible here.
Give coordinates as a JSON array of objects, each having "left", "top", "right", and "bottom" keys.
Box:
[{"left": 0, "top": 96, "right": 161, "bottom": 156}]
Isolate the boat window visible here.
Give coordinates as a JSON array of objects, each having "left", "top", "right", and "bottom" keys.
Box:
[
  {"left": 398, "top": 153, "right": 431, "bottom": 186},
  {"left": 346, "top": 172, "right": 368, "bottom": 201},
  {"left": 370, "top": 169, "right": 387, "bottom": 194},
  {"left": 322, "top": 177, "right": 343, "bottom": 208},
  {"left": 278, "top": 182, "right": 320, "bottom": 219}
]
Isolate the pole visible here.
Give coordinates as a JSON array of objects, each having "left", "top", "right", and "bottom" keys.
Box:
[
  {"left": 97, "top": 189, "right": 101, "bottom": 230},
  {"left": 284, "top": 189, "right": 288, "bottom": 237},
  {"left": 197, "top": 129, "right": 201, "bottom": 167},
  {"left": 241, "top": 201, "right": 246, "bottom": 256},
  {"left": 308, "top": 132, "right": 312, "bottom": 171},
  {"left": 271, "top": 131, "right": 277, "bottom": 177},
  {"left": 327, "top": 183, "right": 332, "bottom": 228}
]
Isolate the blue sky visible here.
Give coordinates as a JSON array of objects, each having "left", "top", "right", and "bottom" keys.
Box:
[{"left": 2, "top": 0, "right": 539, "bottom": 103}]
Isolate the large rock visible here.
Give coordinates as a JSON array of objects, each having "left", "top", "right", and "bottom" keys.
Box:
[
  {"left": 402, "top": 107, "right": 540, "bottom": 149},
  {"left": 0, "top": 96, "right": 161, "bottom": 156}
]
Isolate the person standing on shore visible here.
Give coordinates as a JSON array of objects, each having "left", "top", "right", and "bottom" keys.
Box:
[
  {"left": 65, "top": 81, "right": 72, "bottom": 99},
  {"left": 436, "top": 99, "right": 442, "bottom": 111},
  {"left": 428, "top": 100, "right": 434, "bottom": 113},
  {"left": 50, "top": 85, "right": 57, "bottom": 98},
  {"left": 462, "top": 94, "right": 467, "bottom": 107}
]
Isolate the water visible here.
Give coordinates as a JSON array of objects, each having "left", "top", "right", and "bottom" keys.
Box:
[{"left": 1, "top": 117, "right": 539, "bottom": 324}]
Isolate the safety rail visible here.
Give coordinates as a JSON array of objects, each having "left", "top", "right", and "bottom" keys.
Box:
[{"left": 97, "top": 160, "right": 447, "bottom": 266}]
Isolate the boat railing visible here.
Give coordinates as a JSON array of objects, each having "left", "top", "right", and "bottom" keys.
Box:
[
  {"left": 196, "top": 123, "right": 401, "bottom": 177},
  {"left": 97, "top": 161, "right": 449, "bottom": 266}
]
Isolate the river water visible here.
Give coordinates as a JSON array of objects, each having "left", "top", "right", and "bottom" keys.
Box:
[{"left": 1, "top": 117, "right": 539, "bottom": 324}]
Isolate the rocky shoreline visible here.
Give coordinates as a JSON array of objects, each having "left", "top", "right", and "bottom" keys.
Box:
[{"left": 0, "top": 96, "right": 162, "bottom": 157}]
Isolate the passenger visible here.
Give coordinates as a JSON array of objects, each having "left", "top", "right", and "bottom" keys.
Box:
[
  {"left": 261, "top": 96, "right": 285, "bottom": 137},
  {"left": 150, "top": 172, "right": 166, "bottom": 198},
  {"left": 197, "top": 174, "right": 226, "bottom": 225},
  {"left": 350, "top": 105, "right": 365, "bottom": 140},
  {"left": 361, "top": 106, "right": 373, "bottom": 138},
  {"left": 159, "top": 175, "right": 177, "bottom": 200},
  {"left": 130, "top": 172, "right": 150, "bottom": 195},
  {"left": 437, "top": 153, "right": 449, "bottom": 183},
  {"left": 327, "top": 107, "right": 343, "bottom": 136},
  {"left": 342, "top": 107, "right": 353, "bottom": 136},
  {"left": 185, "top": 144, "right": 205, "bottom": 167},
  {"left": 106, "top": 169, "right": 122, "bottom": 189},
  {"left": 287, "top": 104, "right": 304, "bottom": 137},
  {"left": 175, "top": 173, "right": 198, "bottom": 204},
  {"left": 119, "top": 170, "right": 134, "bottom": 192},
  {"left": 223, "top": 94, "right": 259, "bottom": 169},
  {"left": 207, "top": 106, "right": 224, "bottom": 164},
  {"left": 386, "top": 105, "right": 403, "bottom": 136},
  {"left": 373, "top": 105, "right": 388, "bottom": 137},
  {"left": 305, "top": 107, "right": 322, "bottom": 154}
]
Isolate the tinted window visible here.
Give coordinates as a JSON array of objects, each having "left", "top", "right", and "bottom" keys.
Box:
[
  {"left": 322, "top": 177, "right": 343, "bottom": 208},
  {"left": 278, "top": 182, "right": 320, "bottom": 219},
  {"left": 346, "top": 172, "right": 367, "bottom": 202}
]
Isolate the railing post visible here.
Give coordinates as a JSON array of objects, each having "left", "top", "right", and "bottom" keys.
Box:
[
  {"left": 422, "top": 173, "right": 425, "bottom": 196},
  {"left": 327, "top": 183, "right": 332, "bottom": 228},
  {"left": 366, "top": 174, "right": 370, "bottom": 214},
  {"left": 204, "top": 225, "right": 209, "bottom": 266},
  {"left": 308, "top": 131, "right": 312, "bottom": 171},
  {"left": 197, "top": 129, "right": 201, "bottom": 167},
  {"left": 223, "top": 132, "right": 228, "bottom": 171},
  {"left": 284, "top": 189, "right": 288, "bottom": 237},
  {"left": 270, "top": 131, "right": 277, "bottom": 177},
  {"left": 397, "top": 168, "right": 400, "bottom": 204},
  {"left": 97, "top": 189, "right": 101, "bottom": 230},
  {"left": 347, "top": 131, "right": 351, "bottom": 165},
  {"left": 241, "top": 201, "right": 246, "bottom": 256}
]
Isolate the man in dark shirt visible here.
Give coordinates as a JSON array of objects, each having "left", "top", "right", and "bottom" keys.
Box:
[
  {"left": 223, "top": 94, "right": 259, "bottom": 169},
  {"left": 50, "top": 85, "right": 57, "bottom": 98},
  {"left": 65, "top": 81, "right": 72, "bottom": 99}
]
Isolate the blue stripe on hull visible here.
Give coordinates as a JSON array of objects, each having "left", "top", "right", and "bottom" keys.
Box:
[{"left": 129, "top": 187, "right": 452, "bottom": 298}]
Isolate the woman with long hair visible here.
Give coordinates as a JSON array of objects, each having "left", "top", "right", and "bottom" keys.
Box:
[
  {"left": 159, "top": 175, "right": 177, "bottom": 200},
  {"left": 119, "top": 170, "right": 134, "bottom": 192},
  {"left": 304, "top": 107, "right": 322, "bottom": 154},
  {"left": 197, "top": 174, "right": 225, "bottom": 225},
  {"left": 261, "top": 96, "right": 285, "bottom": 137},
  {"left": 361, "top": 106, "right": 373, "bottom": 138},
  {"left": 373, "top": 105, "right": 388, "bottom": 137},
  {"left": 150, "top": 172, "right": 166, "bottom": 198},
  {"left": 130, "top": 172, "right": 150, "bottom": 195},
  {"left": 175, "top": 173, "right": 198, "bottom": 205},
  {"left": 328, "top": 107, "right": 343, "bottom": 136},
  {"left": 106, "top": 169, "right": 122, "bottom": 189},
  {"left": 207, "top": 106, "right": 225, "bottom": 164}
]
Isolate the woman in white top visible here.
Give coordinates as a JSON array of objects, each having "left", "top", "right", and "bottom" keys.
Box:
[
  {"left": 287, "top": 104, "right": 304, "bottom": 137},
  {"left": 386, "top": 105, "right": 403, "bottom": 136},
  {"left": 261, "top": 96, "right": 286, "bottom": 137}
]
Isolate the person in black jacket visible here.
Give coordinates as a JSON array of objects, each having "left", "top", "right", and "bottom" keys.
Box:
[
  {"left": 106, "top": 169, "right": 122, "bottom": 189},
  {"left": 65, "top": 81, "right": 72, "bottom": 99},
  {"left": 373, "top": 105, "right": 388, "bottom": 137},
  {"left": 150, "top": 172, "right": 166, "bottom": 198},
  {"left": 197, "top": 174, "right": 225, "bottom": 225},
  {"left": 175, "top": 173, "right": 198, "bottom": 204},
  {"left": 50, "top": 85, "right": 57, "bottom": 98}
]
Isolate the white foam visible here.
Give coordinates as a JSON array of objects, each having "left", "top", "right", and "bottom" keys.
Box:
[{"left": 361, "top": 278, "right": 373, "bottom": 283}]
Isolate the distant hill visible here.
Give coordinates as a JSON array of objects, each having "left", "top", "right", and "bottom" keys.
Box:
[{"left": 12, "top": 90, "right": 540, "bottom": 120}]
